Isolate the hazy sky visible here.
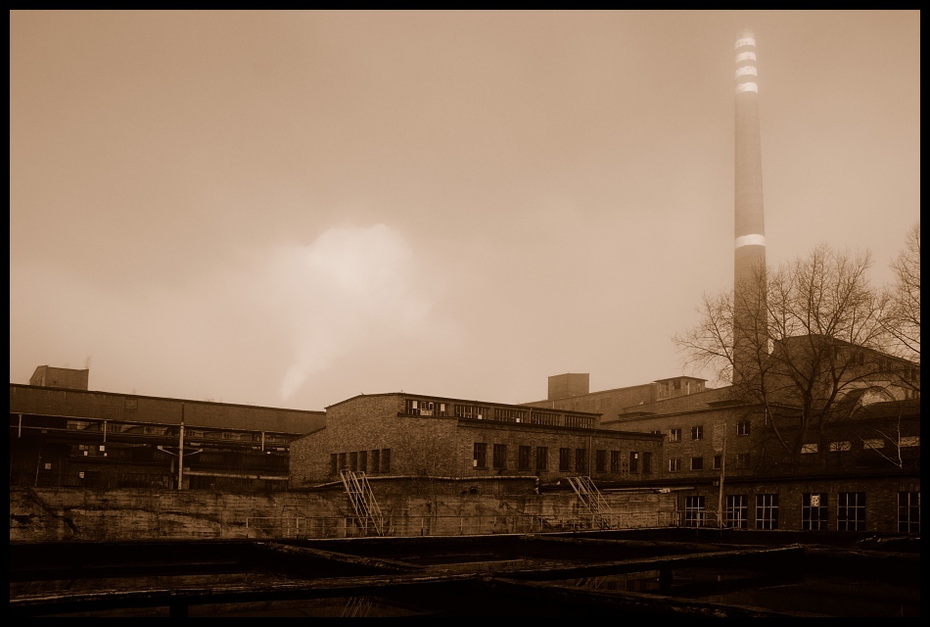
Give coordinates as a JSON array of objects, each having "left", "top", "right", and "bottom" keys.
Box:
[{"left": 10, "top": 11, "right": 920, "bottom": 410}]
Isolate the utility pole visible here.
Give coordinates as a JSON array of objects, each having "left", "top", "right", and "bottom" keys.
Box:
[
  {"left": 177, "top": 403, "right": 185, "bottom": 490},
  {"left": 717, "top": 427, "right": 727, "bottom": 528}
]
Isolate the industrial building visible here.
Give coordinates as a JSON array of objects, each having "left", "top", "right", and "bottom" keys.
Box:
[
  {"left": 289, "top": 392, "right": 665, "bottom": 488},
  {"left": 523, "top": 335, "right": 920, "bottom": 533},
  {"left": 8, "top": 29, "right": 919, "bottom": 539},
  {"left": 9, "top": 368, "right": 326, "bottom": 491}
]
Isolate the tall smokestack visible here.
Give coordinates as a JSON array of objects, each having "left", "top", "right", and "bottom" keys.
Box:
[{"left": 733, "top": 28, "right": 767, "bottom": 382}]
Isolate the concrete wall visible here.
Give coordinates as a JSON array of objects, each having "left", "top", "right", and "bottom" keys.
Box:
[{"left": 9, "top": 486, "right": 679, "bottom": 543}]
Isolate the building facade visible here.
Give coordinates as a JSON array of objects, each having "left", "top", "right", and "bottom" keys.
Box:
[
  {"left": 29, "top": 365, "right": 89, "bottom": 390},
  {"left": 289, "top": 393, "right": 666, "bottom": 487},
  {"left": 10, "top": 381, "right": 326, "bottom": 491}
]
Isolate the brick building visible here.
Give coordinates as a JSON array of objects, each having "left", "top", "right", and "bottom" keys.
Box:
[
  {"left": 531, "top": 337, "right": 920, "bottom": 534},
  {"left": 29, "top": 365, "right": 89, "bottom": 390},
  {"left": 289, "top": 393, "right": 665, "bottom": 488},
  {"left": 525, "top": 373, "right": 708, "bottom": 418}
]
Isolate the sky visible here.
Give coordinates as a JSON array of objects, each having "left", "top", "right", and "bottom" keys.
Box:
[{"left": 10, "top": 11, "right": 921, "bottom": 410}]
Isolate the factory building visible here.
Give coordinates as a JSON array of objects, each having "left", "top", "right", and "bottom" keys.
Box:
[
  {"left": 289, "top": 392, "right": 665, "bottom": 489},
  {"left": 530, "top": 336, "right": 920, "bottom": 533},
  {"left": 9, "top": 369, "right": 326, "bottom": 491}
]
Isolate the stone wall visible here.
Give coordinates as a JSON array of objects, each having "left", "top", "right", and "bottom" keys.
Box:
[{"left": 9, "top": 485, "right": 679, "bottom": 543}]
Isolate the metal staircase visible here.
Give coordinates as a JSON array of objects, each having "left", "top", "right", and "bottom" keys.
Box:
[
  {"left": 339, "top": 469, "right": 385, "bottom": 536},
  {"left": 567, "top": 476, "right": 614, "bottom": 529}
]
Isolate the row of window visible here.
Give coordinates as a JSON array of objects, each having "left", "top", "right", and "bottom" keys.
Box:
[
  {"left": 800, "top": 436, "right": 920, "bottom": 454},
  {"left": 668, "top": 421, "right": 751, "bottom": 443},
  {"left": 683, "top": 491, "right": 920, "bottom": 533},
  {"left": 472, "top": 444, "right": 653, "bottom": 474},
  {"left": 330, "top": 449, "right": 391, "bottom": 475},
  {"left": 404, "top": 399, "right": 597, "bottom": 429},
  {"left": 668, "top": 453, "right": 751, "bottom": 472}
]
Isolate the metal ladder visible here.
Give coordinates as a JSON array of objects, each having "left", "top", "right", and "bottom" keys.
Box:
[
  {"left": 567, "top": 476, "right": 614, "bottom": 529},
  {"left": 339, "top": 469, "right": 385, "bottom": 536}
]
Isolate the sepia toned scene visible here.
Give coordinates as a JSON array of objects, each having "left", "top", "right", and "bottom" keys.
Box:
[{"left": 10, "top": 11, "right": 919, "bottom": 617}]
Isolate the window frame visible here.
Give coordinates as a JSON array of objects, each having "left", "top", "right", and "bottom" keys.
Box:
[
  {"left": 802, "top": 493, "right": 829, "bottom": 530},
  {"left": 898, "top": 492, "right": 920, "bottom": 534},
  {"left": 536, "top": 446, "right": 548, "bottom": 471},
  {"left": 473, "top": 443, "right": 487, "bottom": 469},
  {"left": 595, "top": 449, "right": 607, "bottom": 473},
  {"left": 518, "top": 445, "right": 531, "bottom": 471},
  {"left": 837, "top": 492, "right": 866, "bottom": 531},
  {"left": 493, "top": 444, "right": 507, "bottom": 470},
  {"left": 756, "top": 493, "right": 779, "bottom": 530},
  {"left": 725, "top": 494, "right": 748, "bottom": 529}
]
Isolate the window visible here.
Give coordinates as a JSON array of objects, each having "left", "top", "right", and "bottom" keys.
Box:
[
  {"left": 359, "top": 450, "right": 368, "bottom": 473},
  {"left": 726, "top": 495, "right": 748, "bottom": 529},
  {"left": 595, "top": 450, "right": 607, "bottom": 473},
  {"left": 518, "top": 446, "right": 531, "bottom": 470},
  {"left": 371, "top": 449, "right": 380, "bottom": 474},
  {"left": 473, "top": 443, "right": 487, "bottom": 469},
  {"left": 713, "top": 455, "right": 722, "bottom": 470},
  {"left": 381, "top": 448, "right": 391, "bottom": 473},
  {"left": 862, "top": 438, "right": 884, "bottom": 450},
  {"left": 642, "top": 452, "right": 652, "bottom": 474},
  {"left": 575, "top": 449, "right": 587, "bottom": 473},
  {"left": 629, "top": 452, "right": 639, "bottom": 473},
  {"left": 494, "top": 408, "right": 527, "bottom": 423},
  {"left": 610, "top": 450, "right": 620, "bottom": 472},
  {"left": 330, "top": 453, "right": 338, "bottom": 475},
  {"left": 736, "top": 452, "right": 751, "bottom": 469},
  {"left": 837, "top": 492, "right": 865, "bottom": 531},
  {"left": 690, "top": 457, "right": 704, "bottom": 471},
  {"left": 684, "top": 496, "right": 705, "bottom": 527},
  {"left": 802, "top": 493, "right": 829, "bottom": 530},
  {"left": 455, "top": 404, "right": 489, "bottom": 420},
  {"left": 350, "top": 451, "right": 358, "bottom": 471},
  {"left": 669, "top": 428, "right": 682, "bottom": 442},
  {"left": 536, "top": 447, "right": 548, "bottom": 471},
  {"left": 756, "top": 494, "right": 779, "bottom": 529},
  {"left": 338, "top": 452, "right": 347, "bottom": 471},
  {"left": 559, "top": 448, "right": 571, "bottom": 471},
  {"left": 737, "top": 420, "right": 751, "bottom": 435},
  {"left": 691, "top": 425, "right": 704, "bottom": 440},
  {"left": 493, "top": 444, "right": 507, "bottom": 470},
  {"left": 407, "top": 399, "right": 441, "bottom": 416},
  {"left": 899, "top": 436, "right": 920, "bottom": 447},
  {"left": 829, "top": 441, "right": 851, "bottom": 452},
  {"left": 801, "top": 443, "right": 819, "bottom": 454},
  {"left": 898, "top": 492, "right": 920, "bottom": 534},
  {"left": 668, "top": 458, "right": 681, "bottom": 472}
]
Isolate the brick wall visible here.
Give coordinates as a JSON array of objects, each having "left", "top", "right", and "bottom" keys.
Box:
[
  {"left": 674, "top": 475, "right": 920, "bottom": 533},
  {"left": 290, "top": 393, "right": 665, "bottom": 486}
]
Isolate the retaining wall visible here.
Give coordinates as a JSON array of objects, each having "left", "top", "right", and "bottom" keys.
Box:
[{"left": 10, "top": 485, "right": 678, "bottom": 542}]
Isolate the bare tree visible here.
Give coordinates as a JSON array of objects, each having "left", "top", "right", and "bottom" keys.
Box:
[
  {"left": 675, "top": 244, "right": 913, "bottom": 471},
  {"left": 883, "top": 222, "right": 920, "bottom": 390}
]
